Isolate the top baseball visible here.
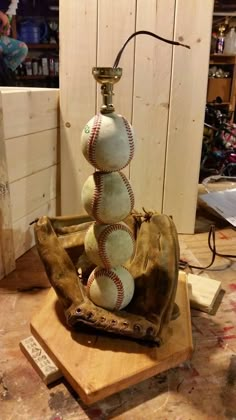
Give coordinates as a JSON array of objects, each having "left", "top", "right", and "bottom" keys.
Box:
[{"left": 81, "top": 112, "right": 135, "bottom": 172}]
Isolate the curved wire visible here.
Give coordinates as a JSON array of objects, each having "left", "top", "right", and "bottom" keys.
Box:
[
  {"left": 113, "top": 30, "right": 190, "bottom": 68},
  {"left": 179, "top": 224, "right": 236, "bottom": 272}
]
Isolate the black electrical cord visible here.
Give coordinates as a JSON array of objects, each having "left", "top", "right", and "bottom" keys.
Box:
[
  {"left": 179, "top": 224, "right": 236, "bottom": 271},
  {"left": 113, "top": 30, "right": 190, "bottom": 69}
]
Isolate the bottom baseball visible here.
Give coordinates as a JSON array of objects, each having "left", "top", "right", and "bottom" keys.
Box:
[{"left": 87, "top": 266, "right": 135, "bottom": 311}]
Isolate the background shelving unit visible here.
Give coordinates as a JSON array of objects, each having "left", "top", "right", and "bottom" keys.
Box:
[
  {"left": 206, "top": 0, "right": 236, "bottom": 121},
  {"left": 207, "top": 54, "right": 236, "bottom": 120},
  {"left": 27, "top": 44, "right": 59, "bottom": 50},
  {"left": 12, "top": 0, "right": 59, "bottom": 88}
]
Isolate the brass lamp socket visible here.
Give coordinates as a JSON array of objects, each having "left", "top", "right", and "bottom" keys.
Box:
[{"left": 92, "top": 67, "right": 122, "bottom": 114}]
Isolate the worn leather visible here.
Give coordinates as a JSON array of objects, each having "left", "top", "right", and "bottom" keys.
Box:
[{"left": 34, "top": 210, "right": 180, "bottom": 345}]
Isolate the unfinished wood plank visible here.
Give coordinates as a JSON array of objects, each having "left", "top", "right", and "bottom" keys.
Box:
[
  {"left": 131, "top": 0, "right": 175, "bottom": 211},
  {"left": 163, "top": 0, "right": 214, "bottom": 233},
  {"left": 97, "top": 0, "right": 136, "bottom": 120},
  {"left": 20, "top": 336, "right": 63, "bottom": 385},
  {"left": 30, "top": 272, "right": 192, "bottom": 405},
  {"left": 60, "top": 0, "right": 97, "bottom": 215},
  {"left": 5, "top": 129, "right": 58, "bottom": 183},
  {"left": 187, "top": 272, "right": 222, "bottom": 313},
  {"left": 59, "top": 1, "right": 214, "bottom": 234},
  {"left": 1, "top": 89, "right": 59, "bottom": 139},
  {"left": 13, "top": 198, "right": 56, "bottom": 259},
  {"left": 0, "top": 88, "right": 43, "bottom": 92},
  {"left": 0, "top": 87, "right": 50, "bottom": 91},
  {"left": 96, "top": 0, "right": 136, "bottom": 179},
  {"left": 0, "top": 93, "right": 15, "bottom": 279},
  {"left": 10, "top": 165, "right": 58, "bottom": 223}
]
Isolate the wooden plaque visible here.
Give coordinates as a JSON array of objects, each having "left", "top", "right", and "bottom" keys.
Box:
[{"left": 30, "top": 272, "right": 193, "bottom": 405}]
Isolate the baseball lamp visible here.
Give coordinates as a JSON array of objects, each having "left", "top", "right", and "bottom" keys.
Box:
[
  {"left": 81, "top": 66, "right": 136, "bottom": 311},
  {"left": 80, "top": 31, "right": 190, "bottom": 311},
  {"left": 28, "top": 29, "right": 194, "bottom": 404},
  {"left": 33, "top": 29, "right": 191, "bottom": 346}
]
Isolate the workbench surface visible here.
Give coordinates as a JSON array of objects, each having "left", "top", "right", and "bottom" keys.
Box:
[{"left": 1, "top": 210, "right": 236, "bottom": 420}]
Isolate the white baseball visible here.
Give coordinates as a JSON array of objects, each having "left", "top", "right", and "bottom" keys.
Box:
[
  {"left": 87, "top": 266, "right": 135, "bottom": 310},
  {"left": 84, "top": 221, "right": 135, "bottom": 268},
  {"left": 81, "top": 171, "right": 134, "bottom": 224},
  {"left": 81, "top": 112, "right": 135, "bottom": 172}
]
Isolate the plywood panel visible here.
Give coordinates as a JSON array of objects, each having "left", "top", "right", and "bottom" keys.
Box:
[
  {"left": 60, "top": 0, "right": 97, "bottom": 215},
  {"left": 163, "top": 0, "right": 213, "bottom": 233},
  {"left": 10, "top": 165, "right": 58, "bottom": 222},
  {"left": 0, "top": 94, "right": 15, "bottom": 279},
  {"left": 13, "top": 198, "right": 56, "bottom": 259},
  {"left": 6, "top": 129, "right": 58, "bottom": 183},
  {"left": 97, "top": 0, "right": 136, "bottom": 120},
  {"left": 1, "top": 89, "right": 59, "bottom": 139},
  {"left": 131, "top": 0, "right": 175, "bottom": 211}
]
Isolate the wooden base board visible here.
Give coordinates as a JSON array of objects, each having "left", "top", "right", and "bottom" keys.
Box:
[{"left": 30, "top": 272, "right": 193, "bottom": 405}]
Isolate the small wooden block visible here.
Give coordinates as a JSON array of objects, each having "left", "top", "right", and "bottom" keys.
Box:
[
  {"left": 20, "top": 336, "right": 63, "bottom": 385},
  {"left": 187, "top": 273, "right": 222, "bottom": 313},
  {"left": 30, "top": 272, "right": 193, "bottom": 404}
]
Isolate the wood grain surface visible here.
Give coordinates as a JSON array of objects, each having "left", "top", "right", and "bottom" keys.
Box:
[
  {"left": 0, "top": 93, "right": 16, "bottom": 279},
  {"left": 1, "top": 208, "right": 236, "bottom": 419},
  {"left": 30, "top": 273, "right": 192, "bottom": 405},
  {"left": 0, "top": 88, "right": 60, "bottom": 268},
  {"left": 60, "top": 0, "right": 213, "bottom": 234}
]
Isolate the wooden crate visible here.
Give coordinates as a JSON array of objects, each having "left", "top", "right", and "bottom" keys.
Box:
[{"left": 0, "top": 88, "right": 60, "bottom": 279}]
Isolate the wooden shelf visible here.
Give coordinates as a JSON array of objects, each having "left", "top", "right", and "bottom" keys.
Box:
[
  {"left": 27, "top": 44, "right": 59, "bottom": 50},
  {"left": 208, "top": 53, "right": 236, "bottom": 121},
  {"left": 16, "top": 75, "right": 59, "bottom": 80},
  {"left": 213, "top": 12, "right": 236, "bottom": 16},
  {"left": 207, "top": 101, "right": 230, "bottom": 106},
  {"left": 210, "top": 54, "right": 236, "bottom": 65},
  {"left": 210, "top": 54, "right": 236, "bottom": 57}
]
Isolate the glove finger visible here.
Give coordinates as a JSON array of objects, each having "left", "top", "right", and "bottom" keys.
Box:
[
  {"left": 35, "top": 216, "right": 85, "bottom": 309},
  {"left": 126, "top": 214, "right": 179, "bottom": 323}
]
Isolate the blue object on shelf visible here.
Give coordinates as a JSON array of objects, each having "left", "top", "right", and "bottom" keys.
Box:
[{"left": 18, "top": 19, "right": 48, "bottom": 44}]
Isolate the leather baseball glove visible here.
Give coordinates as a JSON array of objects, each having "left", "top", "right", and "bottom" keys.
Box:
[{"left": 34, "top": 210, "right": 180, "bottom": 345}]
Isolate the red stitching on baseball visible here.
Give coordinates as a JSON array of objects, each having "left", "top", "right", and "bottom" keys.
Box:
[
  {"left": 91, "top": 172, "right": 134, "bottom": 223},
  {"left": 87, "top": 114, "right": 102, "bottom": 168},
  {"left": 87, "top": 268, "right": 125, "bottom": 310},
  {"left": 121, "top": 116, "right": 135, "bottom": 168},
  {"left": 92, "top": 172, "right": 105, "bottom": 224},
  {"left": 98, "top": 223, "right": 135, "bottom": 268},
  {"left": 119, "top": 172, "right": 135, "bottom": 211},
  {"left": 87, "top": 270, "right": 95, "bottom": 299}
]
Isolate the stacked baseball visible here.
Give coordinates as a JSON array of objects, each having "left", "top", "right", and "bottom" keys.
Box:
[{"left": 81, "top": 112, "right": 136, "bottom": 311}]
